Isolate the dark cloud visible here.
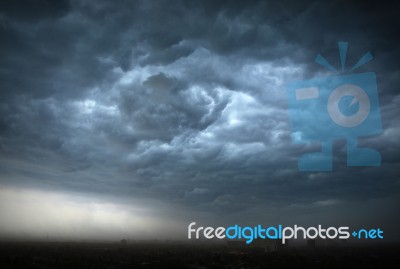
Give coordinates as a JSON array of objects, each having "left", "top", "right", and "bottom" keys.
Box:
[
  {"left": 0, "top": 0, "right": 399, "bottom": 238},
  {"left": 0, "top": 0, "right": 70, "bottom": 21}
]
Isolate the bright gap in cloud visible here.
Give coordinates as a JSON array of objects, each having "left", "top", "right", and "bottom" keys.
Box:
[{"left": 0, "top": 187, "right": 179, "bottom": 241}]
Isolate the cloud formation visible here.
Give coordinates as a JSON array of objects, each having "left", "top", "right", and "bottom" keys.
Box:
[{"left": 0, "top": 0, "right": 399, "bottom": 239}]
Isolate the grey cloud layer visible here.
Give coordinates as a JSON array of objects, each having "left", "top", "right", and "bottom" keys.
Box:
[{"left": 0, "top": 0, "right": 399, "bottom": 216}]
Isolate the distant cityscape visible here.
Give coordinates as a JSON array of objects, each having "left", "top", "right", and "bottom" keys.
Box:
[{"left": 0, "top": 240, "right": 398, "bottom": 269}]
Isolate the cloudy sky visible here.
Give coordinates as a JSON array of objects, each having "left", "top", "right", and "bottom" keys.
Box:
[{"left": 0, "top": 0, "right": 399, "bottom": 241}]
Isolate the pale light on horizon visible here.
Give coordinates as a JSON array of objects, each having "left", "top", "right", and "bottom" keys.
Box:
[{"left": 0, "top": 186, "right": 181, "bottom": 241}]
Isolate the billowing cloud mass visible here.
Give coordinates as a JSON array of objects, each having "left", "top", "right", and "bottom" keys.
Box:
[{"left": 0, "top": 0, "right": 399, "bottom": 240}]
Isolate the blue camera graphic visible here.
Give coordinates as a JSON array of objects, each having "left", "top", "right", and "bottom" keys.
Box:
[{"left": 287, "top": 42, "right": 382, "bottom": 171}]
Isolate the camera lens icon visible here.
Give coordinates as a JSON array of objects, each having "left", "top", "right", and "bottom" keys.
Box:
[
  {"left": 287, "top": 41, "right": 383, "bottom": 171},
  {"left": 327, "top": 84, "right": 371, "bottom": 128}
]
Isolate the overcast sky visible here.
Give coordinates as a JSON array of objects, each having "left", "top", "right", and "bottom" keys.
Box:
[{"left": 0, "top": 0, "right": 399, "bottom": 241}]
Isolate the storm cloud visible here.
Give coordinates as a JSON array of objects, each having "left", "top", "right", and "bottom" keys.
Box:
[{"left": 0, "top": 0, "right": 399, "bottom": 240}]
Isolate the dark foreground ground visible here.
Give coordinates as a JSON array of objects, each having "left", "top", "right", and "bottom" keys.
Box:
[{"left": 0, "top": 241, "right": 398, "bottom": 269}]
